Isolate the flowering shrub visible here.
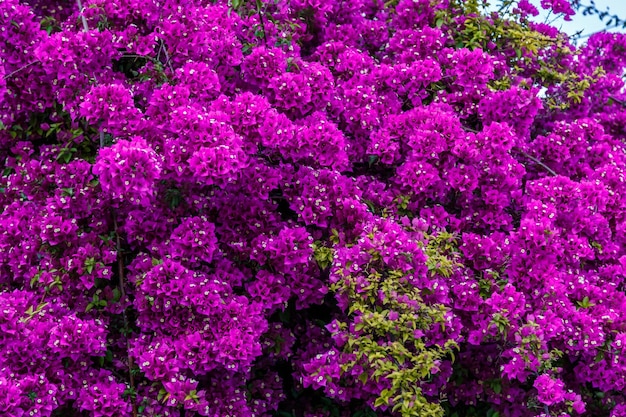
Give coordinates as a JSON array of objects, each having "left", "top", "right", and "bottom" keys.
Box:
[{"left": 1, "top": 0, "right": 626, "bottom": 416}]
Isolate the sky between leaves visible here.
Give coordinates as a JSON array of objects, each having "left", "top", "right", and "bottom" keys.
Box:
[{"left": 488, "top": 0, "right": 626, "bottom": 40}]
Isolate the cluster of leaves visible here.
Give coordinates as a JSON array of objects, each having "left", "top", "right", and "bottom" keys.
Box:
[{"left": 328, "top": 231, "right": 457, "bottom": 416}]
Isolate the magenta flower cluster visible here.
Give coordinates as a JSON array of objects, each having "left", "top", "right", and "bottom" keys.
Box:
[{"left": 1, "top": 0, "right": 626, "bottom": 416}]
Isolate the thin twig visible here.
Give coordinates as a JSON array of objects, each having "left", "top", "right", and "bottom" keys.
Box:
[
  {"left": 82, "top": 0, "right": 135, "bottom": 401},
  {"left": 76, "top": 0, "right": 89, "bottom": 32},
  {"left": 122, "top": 54, "right": 155, "bottom": 60},
  {"left": 462, "top": 126, "right": 479, "bottom": 133},
  {"left": 461, "top": 126, "right": 557, "bottom": 176},
  {"left": 518, "top": 150, "right": 558, "bottom": 176},
  {"left": 3, "top": 60, "right": 40, "bottom": 79},
  {"left": 160, "top": 39, "right": 175, "bottom": 74},
  {"left": 257, "top": 0, "right": 268, "bottom": 47},
  {"left": 609, "top": 95, "right": 626, "bottom": 107},
  {"left": 113, "top": 214, "right": 138, "bottom": 417},
  {"left": 156, "top": 41, "right": 163, "bottom": 63}
]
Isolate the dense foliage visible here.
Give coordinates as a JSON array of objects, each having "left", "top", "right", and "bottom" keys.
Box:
[{"left": 1, "top": 0, "right": 626, "bottom": 416}]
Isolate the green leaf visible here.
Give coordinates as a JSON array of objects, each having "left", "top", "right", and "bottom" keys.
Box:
[
  {"left": 358, "top": 372, "right": 368, "bottom": 384},
  {"left": 577, "top": 296, "right": 594, "bottom": 309},
  {"left": 489, "top": 379, "right": 502, "bottom": 394},
  {"left": 85, "top": 258, "right": 95, "bottom": 274},
  {"left": 30, "top": 273, "right": 41, "bottom": 288},
  {"left": 373, "top": 397, "right": 388, "bottom": 408},
  {"left": 487, "top": 409, "right": 500, "bottom": 417},
  {"left": 594, "top": 351, "right": 605, "bottom": 363}
]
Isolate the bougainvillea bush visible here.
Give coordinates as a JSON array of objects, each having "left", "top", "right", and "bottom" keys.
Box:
[{"left": 1, "top": 0, "right": 626, "bottom": 416}]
